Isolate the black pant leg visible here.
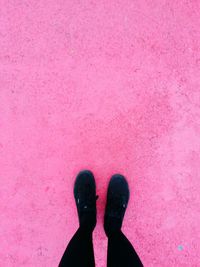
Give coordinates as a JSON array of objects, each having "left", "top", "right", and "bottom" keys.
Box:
[
  {"left": 107, "top": 230, "right": 143, "bottom": 267},
  {"left": 59, "top": 227, "right": 95, "bottom": 267}
]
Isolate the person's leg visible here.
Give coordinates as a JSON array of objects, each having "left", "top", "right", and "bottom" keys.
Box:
[
  {"left": 59, "top": 170, "right": 98, "bottom": 267},
  {"left": 107, "top": 230, "right": 143, "bottom": 267},
  {"left": 59, "top": 227, "right": 95, "bottom": 267},
  {"left": 104, "top": 174, "right": 143, "bottom": 267}
]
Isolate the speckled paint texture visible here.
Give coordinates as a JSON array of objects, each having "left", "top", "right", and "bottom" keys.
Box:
[{"left": 1, "top": 0, "right": 200, "bottom": 266}]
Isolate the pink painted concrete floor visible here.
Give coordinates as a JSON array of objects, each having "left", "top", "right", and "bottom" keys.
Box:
[{"left": 1, "top": 1, "right": 200, "bottom": 266}]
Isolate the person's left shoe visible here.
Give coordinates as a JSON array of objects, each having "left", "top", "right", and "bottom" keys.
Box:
[
  {"left": 74, "top": 170, "right": 98, "bottom": 231},
  {"left": 104, "top": 174, "right": 130, "bottom": 236}
]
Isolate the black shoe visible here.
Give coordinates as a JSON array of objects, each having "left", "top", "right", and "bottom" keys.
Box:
[
  {"left": 104, "top": 174, "right": 130, "bottom": 236},
  {"left": 74, "top": 170, "right": 98, "bottom": 231}
]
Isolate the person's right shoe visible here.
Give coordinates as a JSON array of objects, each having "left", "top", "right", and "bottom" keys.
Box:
[{"left": 104, "top": 174, "right": 130, "bottom": 236}]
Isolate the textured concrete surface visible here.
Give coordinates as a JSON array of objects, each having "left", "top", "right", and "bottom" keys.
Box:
[{"left": 1, "top": 1, "right": 200, "bottom": 266}]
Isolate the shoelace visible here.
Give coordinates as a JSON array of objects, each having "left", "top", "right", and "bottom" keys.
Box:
[
  {"left": 108, "top": 194, "right": 126, "bottom": 218},
  {"left": 78, "top": 183, "right": 98, "bottom": 212}
]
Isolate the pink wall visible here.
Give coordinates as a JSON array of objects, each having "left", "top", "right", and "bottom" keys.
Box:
[{"left": 1, "top": 0, "right": 200, "bottom": 266}]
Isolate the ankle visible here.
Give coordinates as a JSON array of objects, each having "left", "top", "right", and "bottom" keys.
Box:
[
  {"left": 79, "top": 213, "right": 96, "bottom": 231},
  {"left": 104, "top": 217, "right": 122, "bottom": 237}
]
